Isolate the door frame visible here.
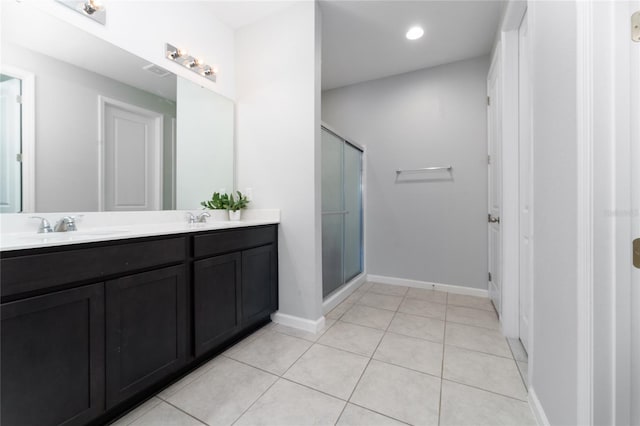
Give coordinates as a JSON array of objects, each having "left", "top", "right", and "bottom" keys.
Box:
[
  {"left": 487, "top": 47, "right": 503, "bottom": 314},
  {"left": 0, "top": 65, "right": 35, "bottom": 213},
  {"left": 97, "top": 96, "right": 163, "bottom": 211}
]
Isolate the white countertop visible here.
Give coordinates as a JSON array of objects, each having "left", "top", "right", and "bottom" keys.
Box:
[{"left": 0, "top": 210, "right": 280, "bottom": 252}]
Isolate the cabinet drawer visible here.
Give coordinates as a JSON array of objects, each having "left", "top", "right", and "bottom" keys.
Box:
[
  {"left": 193, "top": 225, "right": 276, "bottom": 258},
  {"left": 1, "top": 237, "right": 186, "bottom": 298}
]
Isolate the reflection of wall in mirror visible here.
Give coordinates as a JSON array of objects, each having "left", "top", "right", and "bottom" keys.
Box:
[
  {"left": 176, "top": 77, "right": 234, "bottom": 210},
  {"left": 1, "top": 43, "right": 177, "bottom": 212}
]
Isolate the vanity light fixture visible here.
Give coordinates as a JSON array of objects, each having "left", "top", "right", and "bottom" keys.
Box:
[
  {"left": 165, "top": 43, "right": 217, "bottom": 82},
  {"left": 55, "top": 0, "right": 106, "bottom": 25},
  {"left": 406, "top": 26, "right": 424, "bottom": 40}
]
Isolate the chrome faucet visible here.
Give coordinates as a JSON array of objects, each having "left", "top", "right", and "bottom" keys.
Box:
[
  {"left": 54, "top": 216, "right": 79, "bottom": 232},
  {"left": 187, "top": 212, "right": 196, "bottom": 224},
  {"left": 31, "top": 216, "right": 53, "bottom": 233},
  {"left": 197, "top": 212, "right": 211, "bottom": 223}
]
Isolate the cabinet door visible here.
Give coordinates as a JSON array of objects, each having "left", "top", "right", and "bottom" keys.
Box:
[
  {"left": 106, "top": 265, "right": 186, "bottom": 408},
  {"left": 1, "top": 283, "right": 105, "bottom": 426},
  {"left": 194, "top": 253, "right": 241, "bottom": 356},
  {"left": 241, "top": 244, "right": 277, "bottom": 326}
]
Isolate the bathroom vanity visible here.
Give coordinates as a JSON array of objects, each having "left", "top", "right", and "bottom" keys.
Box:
[{"left": 0, "top": 219, "right": 278, "bottom": 425}]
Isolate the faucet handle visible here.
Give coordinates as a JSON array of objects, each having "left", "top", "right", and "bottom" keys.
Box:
[
  {"left": 197, "top": 212, "right": 211, "bottom": 223},
  {"left": 186, "top": 212, "right": 196, "bottom": 224},
  {"left": 30, "top": 216, "right": 53, "bottom": 233}
]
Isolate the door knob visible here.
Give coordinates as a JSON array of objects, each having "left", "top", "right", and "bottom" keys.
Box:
[{"left": 488, "top": 214, "right": 500, "bottom": 224}]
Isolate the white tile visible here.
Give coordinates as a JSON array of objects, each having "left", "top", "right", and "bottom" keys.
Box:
[
  {"left": 447, "top": 293, "right": 495, "bottom": 311},
  {"left": 234, "top": 379, "right": 345, "bottom": 426},
  {"left": 446, "top": 305, "right": 500, "bottom": 330},
  {"left": 224, "top": 330, "right": 312, "bottom": 375},
  {"left": 398, "top": 298, "right": 447, "bottom": 320},
  {"left": 443, "top": 345, "right": 527, "bottom": 401},
  {"left": 357, "top": 292, "right": 403, "bottom": 311},
  {"left": 327, "top": 302, "right": 352, "bottom": 320},
  {"left": 158, "top": 356, "right": 222, "bottom": 399},
  {"left": 336, "top": 404, "right": 406, "bottom": 426},
  {"left": 343, "top": 292, "right": 364, "bottom": 304},
  {"left": 340, "top": 304, "right": 395, "bottom": 330},
  {"left": 373, "top": 332, "right": 443, "bottom": 377},
  {"left": 110, "top": 397, "right": 162, "bottom": 426},
  {"left": 284, "top": 344, "right": 369, "bottom": 399},
  {"left": 405, "top": 288, "right": 447, "bottom": 304},
  {"left": 387, "top": 312, "right": 445, "bottom": 343},
  {"left": 350, "top": 360, "right": 440, "bottom": 426},
  {"left": 318, "top": 321, "right": 384, "bottom": 357},
  {"left": 270, "top": 319, "right": 336, "bottom": 342},
  {"left": 507, "top": 338, "right": 529, "bottom": 362},
  {"left": 128, "top": 401, "right": 204, "bottom": 426},
  {"left": 440, "top": 380, "right": 536, "bottom": 426},
  {"left": 445, "top": 322, "right": 512, "bottom": 358},
  {"left": 369, "top": 283, "right": 408, "bottom": 297},
  {"left": 165, "top": 357, "right": 277, "bottom": 426},
  {"left": 517, "top": 361, "right": 529, "bottom": 388}
]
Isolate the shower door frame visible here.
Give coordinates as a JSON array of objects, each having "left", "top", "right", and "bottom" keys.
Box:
[{"left": 320, "top": 123, "right": 366, "bottom": 303}]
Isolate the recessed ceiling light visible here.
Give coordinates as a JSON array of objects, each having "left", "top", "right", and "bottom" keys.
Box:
[{"left": 406, "top": 26, "right": 424, "bottom": 41}]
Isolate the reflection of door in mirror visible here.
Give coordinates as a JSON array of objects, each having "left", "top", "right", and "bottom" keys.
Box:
[
  {"left": 0, "top": 74, "right": 22, "bottom": 213},
  {"left": 102, "top": 98, "right": 163, "bottom": 211}
]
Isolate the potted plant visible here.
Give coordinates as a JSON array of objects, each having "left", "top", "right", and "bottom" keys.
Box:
[
  {"left": 228, "top": 191, "right": 250, "bottom": 221},
  {"left": 200, "top": 192, "right": 230, "bottom": 221}
]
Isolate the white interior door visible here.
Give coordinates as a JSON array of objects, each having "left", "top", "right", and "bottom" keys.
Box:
[
  {"left": 487, "top": 50, "right": 502, "bottom": 314},
  {"left": 518, "top": 12, "right": 532, "bottom": 353},
  {"left": 630, "top": 4, "right": 640, "bottom": 424},
  {"left": 0, "top": 76, "right": 22, "bottom": 213},
  {"left": 103, "top": 100, "right": 162, "bottom": 211}
]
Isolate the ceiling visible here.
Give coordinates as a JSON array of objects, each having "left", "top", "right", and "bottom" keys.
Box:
[{"left": 320, "top": 0, "right": 505, "bottom": 90}]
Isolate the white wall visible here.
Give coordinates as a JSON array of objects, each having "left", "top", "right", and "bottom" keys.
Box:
[
  {"left": 528, "top": 2, "right": 579, "bottom": 424},
  {"left": 2, "top": 43, "right": 176, "bottom": 212},
  {"left": 235, "top": 2, "right": 323, "bottom": 324},
  {"left": 20, "top": 0, "right": 235, "bottom": 100},
  {"left": 322, "top": 56, "right": 490, "bottom": 290}
]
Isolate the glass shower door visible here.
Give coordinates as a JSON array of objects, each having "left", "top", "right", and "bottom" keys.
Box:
[{"left": 322, "top": 127, "right": 363, "bottom": 298}]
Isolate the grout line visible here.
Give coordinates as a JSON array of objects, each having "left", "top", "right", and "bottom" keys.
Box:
[
  {"left": 161, "top": 399, "right": 211, "bottom": 426},
  {"left": 345, "top": 401, "right": 413, "bottom": 426},
  {"left": 438, "top": 297, "right": 448, "bottom": 426},
  {"left": 229, "top": 377, "right": 279, "bottom": 426},
  {"left": 441, "top": 378, "right": 529, "bottom": 403},
  {"left": 443, "top": 341, "right": 516, "bottom": 361}
]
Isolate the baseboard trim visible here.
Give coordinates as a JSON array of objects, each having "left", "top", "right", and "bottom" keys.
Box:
[
  {"left": 270, "top": 312, "right": 326, "bottom": 334},
  {"left": 322, "top": 273, "right": 367, "bottom": 314},
  {"left": 528, "top": 387, "right": 550, "bottom": 426},
  {"left": 366, "top": 274, "right": 489, "bottom": 298}
]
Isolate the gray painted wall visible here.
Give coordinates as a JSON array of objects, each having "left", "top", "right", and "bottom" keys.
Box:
[
  {"left": 529, "top": 2, "right": 579, "bottom": 424},
  {"left": 322, "top": 56, "right": 490, "bottom": 290},
  {"left": 2, "top": 43, "right": 176, "bottom": 212}
]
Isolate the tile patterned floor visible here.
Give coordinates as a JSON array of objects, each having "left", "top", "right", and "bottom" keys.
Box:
[{"left": 111, "top": 283, "right": 537, "bottom": 426}]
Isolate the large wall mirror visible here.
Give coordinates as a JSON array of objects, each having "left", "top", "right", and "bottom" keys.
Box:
[{"left": 0, "top": 4, "right": 234, "bottom": 213}]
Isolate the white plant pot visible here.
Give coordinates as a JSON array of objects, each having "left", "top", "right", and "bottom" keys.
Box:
[
  {"left": 210, "top": 210, "right": 229, "bottom": 221},
  {"left": 229, "top": 210, "right": 242, "bottom": 221}
]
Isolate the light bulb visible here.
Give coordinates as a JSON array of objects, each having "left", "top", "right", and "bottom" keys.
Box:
[{"left": 406, "top": 26, "right": 424, "bottom": 40}]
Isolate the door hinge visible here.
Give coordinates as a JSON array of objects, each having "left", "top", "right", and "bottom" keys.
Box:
[
  {"left": 487, "top": 96, "right": 491, "bottom": 106},
  {"left": 16, "top": 153, "right": 22, "bottom": 162},
  {"left": 633, "top": 238, "right": 640, "bottom": 268},
  {"left": 488, "top": 272, "right": 492, "bottom": 282},
  {"left": 15, "top": 95, "right": 22, "bottom": 104},
  {"left": 632, "top": 11, "right": 640, "bottom": 42}
]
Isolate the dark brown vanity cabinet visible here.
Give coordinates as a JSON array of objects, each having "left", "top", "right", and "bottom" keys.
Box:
[
  {"left": 194, "top": 253, "right": 242, "bottom": 356},
  {"left": 105, "top": 265, "right": 187, "bottom": 408},
  {"left": 1, "top": 283, "right": 105, "bottom": 426},
  {"left": 0, "top": 224, "right": 278, "bottom": 426}
]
